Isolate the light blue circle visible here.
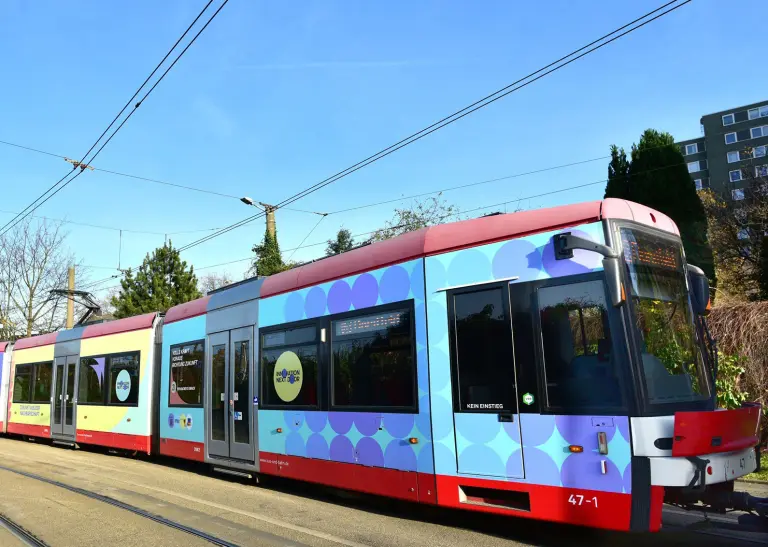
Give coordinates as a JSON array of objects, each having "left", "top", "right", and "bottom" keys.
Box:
[
  {"left": 446, "top": 249, "right": 491, "bottom": 287},
  {"left": 284, "top": 292, "right": 305, "bottom": 322},
  {"left": 458, "top": 444, "right": 504, "bottom": 476},
  {"left": 379, "top": 266, "right": 411, "bottom": 303}
]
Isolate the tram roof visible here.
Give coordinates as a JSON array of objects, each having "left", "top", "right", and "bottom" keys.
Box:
[{"left": 0, "top": 341, "right": 8, "bottom": 352}]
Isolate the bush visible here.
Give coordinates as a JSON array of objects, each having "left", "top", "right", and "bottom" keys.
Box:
[{"left": 715, "top": 352, "right": 749, "bottom": 410}]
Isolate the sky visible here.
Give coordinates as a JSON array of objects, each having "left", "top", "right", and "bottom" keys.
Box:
[{"left": 1, "top": 0, "right": 766, "bottom": 298}]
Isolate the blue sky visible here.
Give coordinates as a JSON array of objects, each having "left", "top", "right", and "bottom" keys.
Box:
[{"left": 1, "top": 0, "right": 766, "bottom": 295}]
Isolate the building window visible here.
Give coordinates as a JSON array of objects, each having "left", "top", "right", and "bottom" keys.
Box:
[
  {"left": 725, "top": 132, "right": 737, "bottom": 144},
  {"left": 169, "top": 340, "right": 204, "bottom": 407},
  {"left": 748, "top": 105, "right": 768, "bottom": 120},
  {"left": 31, "top": 362, "right": 53, "bottom": 403},
  {"left": 12, "top": 364, "right": 33, "bottom": 403},
  {"left": 261, "top": 325, "right": 319, "bottom": 407},
  {"left": 735, "top": 208, "right": 747, "bottom": 222},
  {"left": 722, "top": 113, "right": 736, "bottom": 125},
  {"left": 727, "top": 151, "right": 741, "bottom": 163},
  {"left": 79, "top": 357, "right": 106, "bottom": 404},
  {"left": 332, "top": 306, "right": 416, "bottom": 410},
  {"left": 732, "top": 189, "right": 745, "bottom": 201},
  {"left": 449, "top": 287, "right": 516, "bottom": 413},
  {"left": 751, "top": 126, "right": 766, "bottom": 139},
  {"left": 729, "top": 169, "right": 744, "bottom": 182},
  {"left": 687, "top": 161, "right": 703, "bottom": 173},
  {"left": 694, "top": 179, "right": 703, "bottom": 190},
  {"left": 755, "top": 145, "right": 767, "bottom": 158},
  {"left": 684, "top": 143, "right": 698, "bottom": 155},
  {"left": 737, "top": 228, "right": 750, "bottom": 240},
  {"left": 107, "top": 353, "right": 140, "bottom": 406},
  {"left": 537, "top": 279, "right": 622, "bottom": 410},
  {"left": 757, "top": 165, "right": 768, "bottom": 178}
]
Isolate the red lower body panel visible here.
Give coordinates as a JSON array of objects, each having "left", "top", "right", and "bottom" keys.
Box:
[
  {"left": 159, "top": 438, "right": 205, "bottom": 462},
  {"left": 7, "top": 423, "right": 50, "bottom": 438},
  {"left": 76, "top": 429, "right": 151, "bottom": 454},
  {"left": 650, "top": 486, "right": 664, "bottom": 532}
]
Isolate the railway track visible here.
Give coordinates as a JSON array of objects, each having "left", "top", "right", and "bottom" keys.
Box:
[
  {"left": 0, "top": 513, "right": 49, "bottom": 547},
  {"left": 0, "top": 465, "right": 241, "bottom": 547}
]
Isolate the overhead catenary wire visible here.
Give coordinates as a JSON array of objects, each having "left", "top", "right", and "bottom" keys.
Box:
[
  {"left": 0, "top": 0, "right": 229, "bottom": 238},
  {"left": 176, "top": 0, "right": 692, "bottom": 253}
]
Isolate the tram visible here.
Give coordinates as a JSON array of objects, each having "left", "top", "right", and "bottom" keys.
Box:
[{"left": 1, "top": 198, "right": 764, "bottom": 532}]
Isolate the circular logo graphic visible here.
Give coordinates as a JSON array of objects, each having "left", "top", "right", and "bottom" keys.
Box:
[
  {"left": 179, "top": 413, "right": 187, "bottom": 430},
  {"left": 115, "top": 369, "right": 131, "bottom": 402},
  {"left": 522, "top": 393, "right": 534, "bottom": 406},
  {"left": 168, "top": 413, "right": 175, "bottom": 428},
  {"left": 273, "top": 351, "right": 303, "bottom": 402},
  {"left": 186, "top": 415, "right": 193, "bottom": 430},
  {"left": 170, "top": 381, "right": 177, "bottom": 393}
]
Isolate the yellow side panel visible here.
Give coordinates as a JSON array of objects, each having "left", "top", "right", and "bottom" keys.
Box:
[
  {"left": 8, "top": 403, "right": 51, "bottom": 426},
  {"left": 13, "top": 345, "right": 55, "bottom": 365}
]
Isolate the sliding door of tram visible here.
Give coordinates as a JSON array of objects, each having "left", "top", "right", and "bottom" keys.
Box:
[
  {"left": 447, "top": 281, "right": 525, "bottom": 479},
  {"left": 51, "top": 355, "right": 77, "bottom": 440},
  {"left": 207, "top": 327, "right": 255, "bottom": 462}
]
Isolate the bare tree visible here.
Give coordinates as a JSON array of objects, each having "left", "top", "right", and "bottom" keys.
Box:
[
  {"left": 0, "top": 218, "right": 78, "bottom": 337},
  {"left": 199, "top": 271, "right": 233, "bottom": 295},
  {"left": 371, "top": 195, "right": 462, "bottom": 242}
]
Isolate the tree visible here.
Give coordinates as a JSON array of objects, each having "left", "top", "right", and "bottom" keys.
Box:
[
  {"left": 325, "top": 228, "right": 355, "bottom": 256},
  {"left": 0, "top": 218, "right": 78, "bottom": 337},
  {"left": 604, "top": 129, "right": 715, "bottom": 282},
  {"left": 110, "top": 241, "right": 200, "bottom": 318},
  {"left": 199, "top": 272, "right": 233, "bottom": 295},
  {"left": 247, "top": 227, "right": 294, "bottom": 278},
  {"left": 700, "top": 154, "right": 768, "bottom": 303},
  {"left": 371, "top": 195, "right": 461, "bottom": 242}
]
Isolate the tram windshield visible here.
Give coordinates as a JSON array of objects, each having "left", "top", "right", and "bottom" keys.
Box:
[{"left": 620, "top": 227, "right": 711, "bottom": 405}]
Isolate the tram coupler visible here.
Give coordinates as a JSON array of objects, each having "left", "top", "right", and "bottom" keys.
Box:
[{"left": 666, "top": 481, "right": 768, "bottom": 518}]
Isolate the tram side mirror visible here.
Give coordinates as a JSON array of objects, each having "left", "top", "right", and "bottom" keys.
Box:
[
  {"left": 687, "top": 264, "right": 710, "bottom": 315},
  {"left": 553, "top": 233, "right": 624, "bottom": 307}
]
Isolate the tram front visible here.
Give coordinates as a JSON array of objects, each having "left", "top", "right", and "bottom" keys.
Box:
[{"left": 556, "top": 220, "right": 765, "bottom": 524}]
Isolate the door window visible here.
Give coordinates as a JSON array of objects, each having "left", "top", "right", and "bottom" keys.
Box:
[
  {"left": 537, "top": 280, "right": 623, "bottom": 410},
  {"left": 451, "top": 287, "right": 517, "bottom": 413},
  {"left": 233, "top": 340, "right": 250, "bottom": 443},
  {"left": 169, "top": 340, "right": 204, "bottom": 407},
  {"left": 32, "top": 362, "right": 53, "bottom": 403},
  {"left": 211, "top": 344, "right": 226, "bottom": 442}
]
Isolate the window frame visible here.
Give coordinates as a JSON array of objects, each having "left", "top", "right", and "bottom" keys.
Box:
[
  {"left": 727, "top": 151, "right": 740, "bottom": 163},
  {"left": 446, "top": 281, "right": 518, "bottom": 415},
  {"left": 329, "top": 299, "right": 418, "bottom": 414},
  {"left": 755, "top": 146, "right": 767, "bottom": 158},
  {"left": 30, "top": 361, "right": 53, "bottom": 404},
  {"left": 693, "top": 178, "right": 703, "bottom": 191},
  {"left": 729, "top": 169, "right": 744, "bottom": 183},
  {"left": 77, "top": 355, "right": 108, "bottom": 406},
  {"left": 684, "top": 143, "right": 698, "bottom": 156},
  {"left": 258, "top": 318, "right": 324, "bottom": 411},
  {"left": 105, "top": 351, "right": 141, "bottom": 407},
  {"left": 532, "top": 272, "right": 630, "bottom": 415},
  {"left": 687, "top": 161, "right": 703, "bottom": 173},
  {"left": 722, "top": 113, "right": 735, "bottom": 126},
  {"left": 732, "top": 188, "right": 745, "bottom": 201},
  {"left": 725, "top": 132, "right": 737, "bottom": 144},
  {"left": 757, "top": 165, "right": 768, "bottom": 178},
  {"left": 751, "top": 126, "right": 764, "bottom": 139},
  {"left": 168, "top": 339, "right": 205, "bottom": 408},
  {"left": 12, "top": 363, "right": 35, "bottom": 404}
]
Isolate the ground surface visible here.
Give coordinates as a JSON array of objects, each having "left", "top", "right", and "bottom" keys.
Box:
[{"left": 0, "top": 437, "right": 764, "bottom": 547}]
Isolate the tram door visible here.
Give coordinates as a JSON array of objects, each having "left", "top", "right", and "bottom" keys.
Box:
[
  {"left": 447, "top": 282, "right": 525, "bottom": 479},
  {"left": 51, "top": 355, "right": 77, "bottom": 440},
  {"left": 207, "top": 327, "right": 255, "bottom": 462}
]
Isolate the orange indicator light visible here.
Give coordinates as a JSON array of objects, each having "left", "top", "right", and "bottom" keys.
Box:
[{"left": 569, "top": 445, "right": 583, "bottom": 453}]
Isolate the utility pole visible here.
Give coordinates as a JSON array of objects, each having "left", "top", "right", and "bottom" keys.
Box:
[
  {"left": 260, "top": 202, "right": 277, "bottom": 238},
  {"left": 66, "top": 266, "right": 75, "bottom": 329}
]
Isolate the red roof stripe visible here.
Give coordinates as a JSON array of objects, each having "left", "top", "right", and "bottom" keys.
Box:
[
  {"left": 164, "top": 295, "right": 210, "bottom": 325},
  {"left": 81, "top": 312, "right": 157, "bottom": 339},
  {"left": 0, "top": 341, "right": 8, "bottom": 352},
  {"left": 13, "top": 332, "right": 58, "bottom": 350}
]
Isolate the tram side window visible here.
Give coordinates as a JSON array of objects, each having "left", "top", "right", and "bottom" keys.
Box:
[
  {"left": 32, "top": 362, "right": 53, "bottom": 403},
  {"left": 537, "top": 280, "right": 623, "bottom": 410},
  {"left": 79, "top": 356, "right": 106, "bottom": 404},
  {"left": 331, "top": 307, "right": 416, "bottom": 410},
  {"left": 169, "top": 340, "right": 204, "bottom": 407},
  {"left": 261, "top": 325, "right": 319, "bottom": 408},
  {"left": 107, "top": 353, "right": 140, "bottom": 406},
  {"left": 12, "top": 364, "right": 33, "bottom": 403},
  {"left": 451, "top": 287, "right": 516, "bottom": 413}
]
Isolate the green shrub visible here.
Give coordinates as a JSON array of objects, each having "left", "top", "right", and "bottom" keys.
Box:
[{"left": 715, "top": 352, "right": 749, "bottom": 410}]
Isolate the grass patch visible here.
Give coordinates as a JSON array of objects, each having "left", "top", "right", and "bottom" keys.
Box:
[{"left": 743, "top": 452, "right": 768, "bottom": 482}]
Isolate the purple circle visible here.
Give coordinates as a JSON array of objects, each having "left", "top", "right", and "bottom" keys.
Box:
[
  {"left": 379, "top": 266, "right": 410, "bottom": 303},
  {"left": 384, "top": 440, "right": 417, "bottom": 471},
  {"left": 284, "top": 292, "right": 305, "bottom": 322},
  {"left": 506, "top": 449, "right": 524, "bottom": 477},
  {"left": 622, "top": 462, "right": 632, "bottom": 494},
  {"left": 458, "top": 444, "right": 504, "bottom": 476},
  {"left": 354, "top": 414, "right": 380, "bottom": 436},
  {"left": 356, "top": 437, "right": 385, "bottom": 467},
  {"left": 304, "top": 286, "right": 327, "bottom": 318},
  {"left": 522, "top": 446, "right": 561, "bottom": 486},
  {"left": 351, "top": 274, "right": 378, "bottom": 309},
  {"left": 285, "top": 432, "right": 306, "bottom": 457},
  {"left": 415, "top": 397, "right": 433, "bottom": 438},
  {"left": 417, "top": 442, "right": 434, "bottom": 473},
  {"left": 446, "top": 249, "right": 491, "bottom": 287},
  {"left": 410, "top": 264, "right": 425, "bottom": 299},
  {"left": 618, "top": 417, "right": 630, "bottom": 443},
  {"left": 492, "top": 239, "right": 543, "bottom": 280},
  {"left": 383, "top": 414, "right": 415, "bottom": 438},
  {"left": 521, "top": 415, "right": 556, "bottom": 447},
  {"left": 284, "top": 412, "right": 304, "bottom": 431},
  {"left": 305, "top": 412, "right": 328, "bottom": 433},
  {"left": 541, "top": 229, "right": 601, "bottom": 278},
  {"left": 327, "top": 280, "right": 352, "bottom": 314},
  {"left": 328, "top": 412, "right": 354, "bottom": 434},
  {"left": 329, "top": 435, "right": 355, "bottom": 463},
  {"left": 556, "top": 415, "right": 615, "bottom": 447},
  {"left": 306, "top": 433, "right": 329, "bottom": 460},
  {"left": 561, "top": 453, "right": 623, "bottom": 492}
]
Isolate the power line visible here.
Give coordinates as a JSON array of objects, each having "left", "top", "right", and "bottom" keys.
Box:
[
  {"left": 286, "top": 214, "right": 327, "bottom": 263},
  {"left": 0, "top": 0, "right": 229, "bottom": 238},
  {"left": 176, "top": 0, "right": 692, "bottom": 253}
]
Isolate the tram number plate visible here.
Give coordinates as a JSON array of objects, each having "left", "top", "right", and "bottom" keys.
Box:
[
  {"left": 724, "top": 451, "right": 753, "bottom": 478},
  {"left": 568, "top": 494, "right": 598, "bottom": 508}
]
